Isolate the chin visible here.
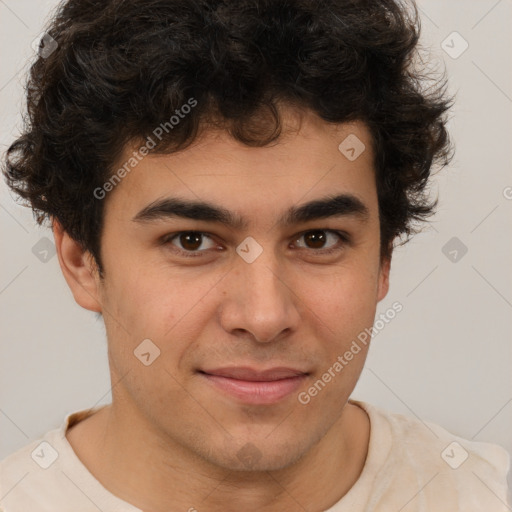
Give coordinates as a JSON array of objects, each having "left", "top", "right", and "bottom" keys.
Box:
[{"left": 213, "top": 437, "right": 308, "bottom": 473}]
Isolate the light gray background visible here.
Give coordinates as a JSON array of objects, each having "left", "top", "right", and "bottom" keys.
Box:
[{"left": 1, "top": 0, "right": 511, "bottom": 488}]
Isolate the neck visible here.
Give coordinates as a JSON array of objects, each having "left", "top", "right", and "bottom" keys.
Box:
[{"left": 67, "top": 400, "right": 369, "bottom": 512}]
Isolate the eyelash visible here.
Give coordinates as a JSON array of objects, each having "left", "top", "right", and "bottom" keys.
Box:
[{"left": 161, "top": 229, "right": 350, "bottom": 258}]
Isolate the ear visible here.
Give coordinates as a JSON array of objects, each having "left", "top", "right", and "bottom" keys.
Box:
[
  {"left": 52, "top": 218, "right": 103, "bottom": 313},
  {"left": 376, "top": 252, "right": 391, "bottom": 303}
]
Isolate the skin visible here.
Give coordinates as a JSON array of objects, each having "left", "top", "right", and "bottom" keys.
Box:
[{"left": 55, "top": 106, "right": 391, "bottom": 512}]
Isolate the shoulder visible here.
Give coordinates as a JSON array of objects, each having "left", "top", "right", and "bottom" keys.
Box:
[
  {"left": 377, "top": 402, "right": 510, "bottom": 475},
  {"left": 0, "top": 430, "right": 62, "bottom": 510},
  {"left": 0, "top": 407, "right": 103, "bottom": 512},
  {"left": 352, "top": 400, "right": 511, "bottom": 510}
]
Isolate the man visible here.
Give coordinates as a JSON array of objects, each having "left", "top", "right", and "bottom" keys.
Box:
[{"left": 0, "top": 0, "right": 509, "bottom": 511}]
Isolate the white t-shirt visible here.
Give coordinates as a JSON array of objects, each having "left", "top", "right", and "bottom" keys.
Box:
[{"left": 1, "top": 399, "right": 510, "bottom": 511}]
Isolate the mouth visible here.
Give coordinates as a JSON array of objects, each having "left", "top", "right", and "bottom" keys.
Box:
[{"left": 197, "top": 367, "right": 310, "bottom": 405}]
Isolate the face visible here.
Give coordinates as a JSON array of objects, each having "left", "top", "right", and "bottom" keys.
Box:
[{"left": 69, "top": 108, "right": 390, "bottom": 472}]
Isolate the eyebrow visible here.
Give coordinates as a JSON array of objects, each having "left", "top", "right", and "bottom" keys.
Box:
[{"left": 132, "top": 193, "right": 370, "bottom": 229}]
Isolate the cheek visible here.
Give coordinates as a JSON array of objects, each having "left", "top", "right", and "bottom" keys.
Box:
[
  {"left": 100, "top": 266, "right": 224, "bottom": 369},
  {"left": 300, "top": 262, "right": 379, "bottom": 330},
  {"left": 101, "top": 262, "right": 194, "bottom": 331}
]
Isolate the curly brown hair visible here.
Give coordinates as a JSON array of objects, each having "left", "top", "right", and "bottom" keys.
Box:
[{"left": 3, "top": 0, "right": 452, "bottom": 276}]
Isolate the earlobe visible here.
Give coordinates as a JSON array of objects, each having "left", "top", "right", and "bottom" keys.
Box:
[
  {"left": 377, "top": 255, "right": 391, "bottom": 302},
  {"left": 52, "top": 219, "right": 103, "bottom": 313}
]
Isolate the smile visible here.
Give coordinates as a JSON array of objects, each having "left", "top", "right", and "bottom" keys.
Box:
[{"left": 198, "top": 368, "right": 309, "bottom": 405}]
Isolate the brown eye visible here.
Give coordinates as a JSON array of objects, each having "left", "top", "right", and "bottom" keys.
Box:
[
  {"left": 303, "top": 230, "right": 327, "bottom": 249},
  {"left": 178, "top": 232, "right": 203, "bottom": 251},
  {"left": 165, "top": 231, "right": 216, "bottom": 254},
  {"left": 295, "top": 230, "right": 348, "bottom": 253}
]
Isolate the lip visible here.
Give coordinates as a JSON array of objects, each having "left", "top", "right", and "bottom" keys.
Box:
[{"left": 198, "top": 366, "right": 309, "bottom": 405}]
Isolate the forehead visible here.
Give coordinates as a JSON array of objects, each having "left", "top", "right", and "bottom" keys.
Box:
[{"left": 104, "top": 111, "right": 377, "bottom": 224}]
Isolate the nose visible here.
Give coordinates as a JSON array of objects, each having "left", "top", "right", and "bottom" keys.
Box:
[{"left": 218, "top": 250, "right": 301, "bottom": 344}]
